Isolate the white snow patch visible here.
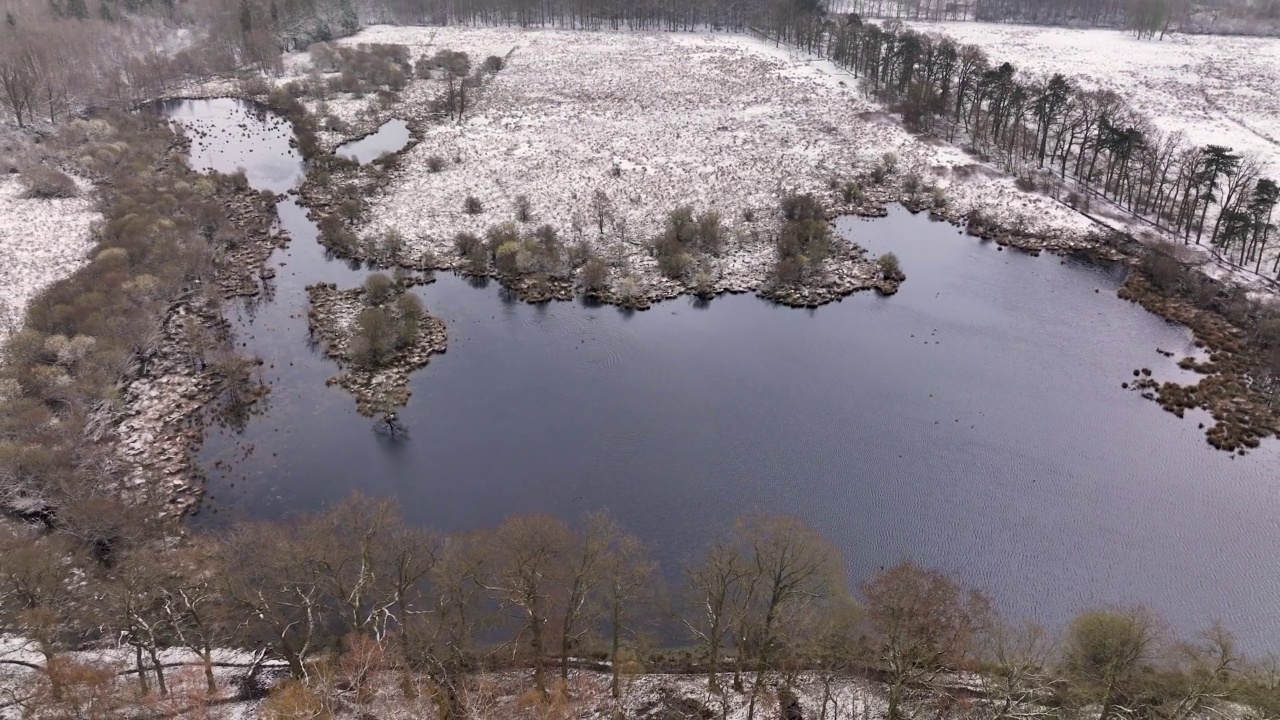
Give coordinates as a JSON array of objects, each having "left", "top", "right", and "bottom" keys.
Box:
[{"left": 0, "top": 173, "right": 99, "bottom": 341}]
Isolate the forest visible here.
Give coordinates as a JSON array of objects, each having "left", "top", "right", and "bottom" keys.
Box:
[
  {"left": 768, "top": 18, "right": 1280, "bottom": 278},
  {"left": 3, "top": 493, "right": 1280, "bottom": 719}
]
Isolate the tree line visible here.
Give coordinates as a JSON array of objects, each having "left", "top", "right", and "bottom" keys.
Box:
[
  {"left": 767, "top": 17, "right": 1279, "bottom": 278},
  {"left": 3, "top": 493, "right": 1280, "bottom": 718}
]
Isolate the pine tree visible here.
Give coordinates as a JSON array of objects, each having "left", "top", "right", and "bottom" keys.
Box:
[
  {"left": 338, "top": 0, "right": 359, "bottom": 35},
  {"left": 238, "top": 0, "right": 252, "bottom": 34},
  {"left": 66, "top": 0, "right": 89, "bottom": 19},
  {"left": 5, "top": 10, "right": 15, "bottom": 25}
]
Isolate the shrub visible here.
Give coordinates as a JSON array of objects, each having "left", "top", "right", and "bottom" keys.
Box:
[
  {"left": 841, "top": 180, "right": 864, "bottom": 205},
  {"left": 869, "top": 153, "right": 897, "bottom": 184},
  {"left": 381, "top": 229, "right": 405, "bottom": 262},
  {"left": 349, "top": 307, "right": 398, "bottom": 367},
  {"left": 363, "top": 273, "right": 395, "bottom": 304},
  {"left": 484, "top": 221, "right": 521, "bottom": 259},
  {"left": 515, "top": 194, "right": 532, "bottom": 222},
  {"left": 395, "top": 293, "right": 424, "bottom": 344},
  {"left": 483, "top": 55, "right": 504, "bottom": 72},
  {"left": 463, "top": 195, "right": 483, "bottom": 214},
  {"left": 453, "top": 232, "right": 482, "bottom": 257},
  {"left": 931, "top": 185, "right": 948, "bottom": 209},
  {"left": 657, "top": 251, "right": 693, "bottom": 280},
  {"left": 877, "top": 252, "right": 904, "bottom": 280},
  {"left": 903, "top": 172, "right": 922, "bottom": 196},
  {"left": 19, "top": 166, "right": 78, "bottom": 199},
  {"left": 426, "top": 155, "right": 445, "bottom": 173},
  {"left": 1142, "top": 242, "right": 1188, "bottom": 291},
  {"left": 772, "top": 193, "right": 830, "bottom": 286},
  {"left": 339, "top": 198, "right": 362, "bottom": 222},
  {"left": 581, "top": 257, "right": 608, "bottom": 293},
  {"left": 781, "top": 193, "right": 824, "bottom": 222},
  {"left": 694, "top": 210, "right": 723, "bottom": 255},
  {"left": 1015, "top": 175, "right": 1037, "bottom": 192}
]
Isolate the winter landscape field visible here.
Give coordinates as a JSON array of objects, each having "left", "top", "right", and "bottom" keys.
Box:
[
  {"left": 317, "top": 25, "right": 1095, "bottom": 279},
  {"left": 902, "top": 21, "right": 1280, "bottom": 174}
]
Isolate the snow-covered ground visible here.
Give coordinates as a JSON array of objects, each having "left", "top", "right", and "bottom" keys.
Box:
[
  {"left": 0, "top": 173, "right": 99, "bottom": 341},
  {"left": 901, "top": 21, "right": 1280, "bottom": 175},
  {"left": 310, "top": 26, "right": 1093, "bottom": 281},
  {"left": 0, "top": 632, "right": 885, "bottom": 720}
]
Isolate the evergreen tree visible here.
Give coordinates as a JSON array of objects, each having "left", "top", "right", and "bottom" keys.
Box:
[
  {"left": 5, "top": 10, "right": 15, "bottom": 25},
  {"left": 239, "top": 0, "right": 252, "bottom": 34},
  {"left": 338, "top": 0, "right": 359, "bottom": 35}
]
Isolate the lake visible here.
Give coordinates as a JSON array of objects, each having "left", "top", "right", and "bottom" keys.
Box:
[{"left": 166, "top": 98, "right": 1280, "bottom": 650}]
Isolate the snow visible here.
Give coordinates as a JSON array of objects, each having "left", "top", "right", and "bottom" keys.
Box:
[
  {"left": 900, "top": 21, "right": 1280, "bottom": 174},
  {"left": 0, "top": 173, "right": 99, "bottom": 342},
  {"left": 311, "top": 25, "right": 1093, "bottom": 286}
]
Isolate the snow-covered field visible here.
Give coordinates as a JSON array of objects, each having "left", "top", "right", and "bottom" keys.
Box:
[
  {"left": 902, "top": 21, "right": 1280, "bottom": 174},
  {"left": 0, "top": 174, "right": 99, "bottom": 341},
  {"left": 315, "top": 26, "right": 1092, "bottom": 278}
]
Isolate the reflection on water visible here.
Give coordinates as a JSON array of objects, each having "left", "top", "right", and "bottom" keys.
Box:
[{"left": 169, "top": 98, "right": 1280, "bottom": 651}]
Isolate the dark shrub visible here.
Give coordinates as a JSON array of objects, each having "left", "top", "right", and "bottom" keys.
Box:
[{"left": 20, "top": 166, "right": 78, "bottom": 199}]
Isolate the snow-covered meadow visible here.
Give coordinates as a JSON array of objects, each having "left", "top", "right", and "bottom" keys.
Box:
[
  {"left": 0, "top": 173, "right": 99, "bottom": 341},
  {"left": 312, "top": 25, "right": 1093, "bottom": 277},
  {"left": 902, "top": 21, "right": 1280, "bottom": 175}
]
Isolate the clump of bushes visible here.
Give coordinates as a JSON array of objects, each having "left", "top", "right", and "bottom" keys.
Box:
[
  {"left": 19, "top": 166, "right": 78, "bottom": 199},
  {"left": 581, "top": 257, "right": 609, "bottom": 294},
  {"left": 869, "top": 152, "right": 897, "bottom": 184},
  {"left": 878, "top": 252, "right": 904, "bottom": 281},
  {"left": 651, "top": 205, "right": 724, "bottom": 280},
  {"left": 311, "top": 42, "right": 411, "bottom": 94},
  {"left": 363, "top": 272, "right": 395, "bottom": 304},
  {"left": 772, "top": 193, "right": 830, "bottom": 286},
  {"left": 463, "top": 196, "right": 483, "bottom": 214},
  {"left": 841, "top": 180, "right": 865, "bottom": 205},
  {"left": 348, "top": 279, "right": 427, "bottom": 369}
]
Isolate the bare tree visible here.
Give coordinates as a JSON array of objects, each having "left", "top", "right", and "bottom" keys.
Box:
[
  {"left": 684, "top": 533, "right": 748, "bottom": 694},
  {"left": 0, "top": 39, "right": 38, "bottom": 127},
  {"left": 556, "top": 512, "right": 619, "bottom": 685},
  {"left": 978, "top": 619, "right": 1057, "bottom": 720},
  {"left": 485, "top": 514, "right": 571, "bottom": 698},
  {"left": 601, "top": 532, "right": 656, "bottom": 700},
  {"left": 737, "top": 513, "right": 844, "bottom": 720},
  {"left": 861, "top": 562, "right": 990, "bottom": 720}
]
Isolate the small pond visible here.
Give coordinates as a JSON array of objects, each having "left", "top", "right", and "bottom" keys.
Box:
[{"left": 166, "top": 98, "right": 1280, "bottom": 650}]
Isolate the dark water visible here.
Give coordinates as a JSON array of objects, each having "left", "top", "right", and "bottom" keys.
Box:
[
  {"left": 169, "top": 99, "right": 1280, "bottom": 650},
  {"left": 336, "top": 118, "right": 411, "bottom": 163}
]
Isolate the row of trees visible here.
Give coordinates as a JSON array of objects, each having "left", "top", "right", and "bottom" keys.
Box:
[
  {"left": 2, "top": 494, "right": 1277, "bottom": 718},
  {"left": 836, "top": 0, "right": 1189, "bottom": 32},
  {"left": 772, "top": 19, "right": 1280, "bottom": 277}
]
